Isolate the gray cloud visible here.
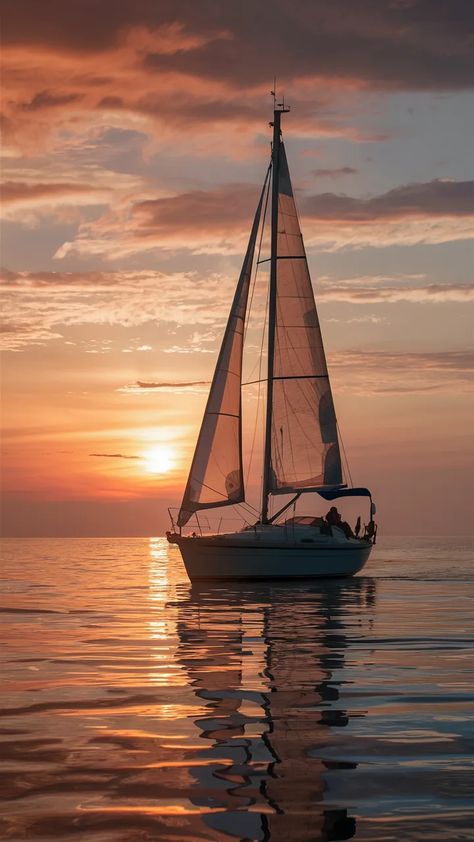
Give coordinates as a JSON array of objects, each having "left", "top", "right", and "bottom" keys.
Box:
[
  {"left": 312, "top": 167, "right": 358, "bottom": 179},
  {"left": 21, "top": 90, "right": 83, "bottom": 111},
  {"left": 3, "top": 1, "right": 474, "bottom": 92},
  {"left": 332, "top": 349, "right": 474, "bottom": 372},
  {"left": 303, "top": 179, "right": 474, "bottom": 221},
  {"left": 318, "top": 283, "right": 474, "bottom": 303},
  {"left": 329, "top": 348, "right": 474, "bottom": 394}
]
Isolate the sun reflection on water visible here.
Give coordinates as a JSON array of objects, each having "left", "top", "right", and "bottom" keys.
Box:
[{"left": 147, "top": 537, "right": 186, "bottom": 687}]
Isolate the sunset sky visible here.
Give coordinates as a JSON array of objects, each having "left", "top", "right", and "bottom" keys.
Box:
[{"left": 1, "top": 0, "right": 473, "bottom": 537}]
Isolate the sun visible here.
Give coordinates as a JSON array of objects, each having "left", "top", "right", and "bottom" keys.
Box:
[{"left": 142, "top": 445, "right": 174, "bottom": 475}]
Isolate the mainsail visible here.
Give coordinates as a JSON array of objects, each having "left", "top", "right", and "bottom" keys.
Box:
[
  {"left": 268, "top": 143, "right": 342, "bottom": 496},
  {"left": 177, "top": 174, "right": 268, "bottom": 527}
]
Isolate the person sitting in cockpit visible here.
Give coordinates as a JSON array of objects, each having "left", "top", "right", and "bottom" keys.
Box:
[{"left": 325, "top": 506, "right": 354, "bottom": 539}]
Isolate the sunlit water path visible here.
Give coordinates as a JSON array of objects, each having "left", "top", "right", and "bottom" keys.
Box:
[{"left": 1, "top": 537, "right": 473, "bottom": 840}]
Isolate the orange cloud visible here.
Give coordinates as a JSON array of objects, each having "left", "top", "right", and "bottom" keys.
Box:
[
  {"left": 1, "top": 181, "right": 95, "bottom": 204},
  {"left": 2, "top": 268, "right": 472, "bottom": 352},
  {"left": 0, "top": 269, "right": 234, "bottom": 350},
  {"left": 51, "top": 178, "right": 474, "bottom": 260}
]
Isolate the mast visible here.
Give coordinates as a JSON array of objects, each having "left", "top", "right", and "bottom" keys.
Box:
[{"left": 261, "top": 102, "right": 289, "bottom": 523}]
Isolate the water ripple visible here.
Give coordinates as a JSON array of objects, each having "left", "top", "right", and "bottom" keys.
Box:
[{"left": 0, "top": 536, "right": 472, "bottom": 840}]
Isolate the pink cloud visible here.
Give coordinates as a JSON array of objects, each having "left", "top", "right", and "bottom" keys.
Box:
[{"left": 52, "top": 178, "right": 474, "bottom": 260}]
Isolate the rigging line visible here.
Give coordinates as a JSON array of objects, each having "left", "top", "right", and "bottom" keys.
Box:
[
  {"left": 242, "top": 169, "right": 271, "bottom": 385},
  {"left": 243, "top": 166, "right": 271, "bottom": 490},
  {"left": 244, "top": 162, "right": 271, "bottom": 344},
  {"left": 207, "top": 170, "right": 271, "bottom": 495},
  {"left": 186, "top": 478, "right": 238, "bottom": 501},
  {"left": 235, "top": 500, "right": 260, "bottom": 519},
  {"left": 240, "top": 163, "right": 271, "bottom": 387},
  {"left": 336, "top": 420, "right": 354, "bottom": 487},
  {"left": 239, "top": 498, "right": 260, "bottom": 516},
  {"left": 230, "top": 504, "right": 253, "bottom": 525},
  {"left": 245, "top": 269, "right": 270, "bottom": 487}
]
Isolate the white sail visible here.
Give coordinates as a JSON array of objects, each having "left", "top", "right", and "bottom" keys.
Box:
[
  {"left": 269, "top": 144, "right": 342, "bottom": 494},
  {"left": 178, "top": 177, "right": 268, "bottom": 527}
]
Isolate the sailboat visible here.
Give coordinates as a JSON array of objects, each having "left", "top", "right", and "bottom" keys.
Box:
[{"left": 167, "top": 100, "right": 377, "bottom": 581}]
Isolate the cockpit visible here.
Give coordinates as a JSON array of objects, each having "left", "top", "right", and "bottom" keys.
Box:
[{"left": 282, "top": 516, "right": 326, "bottom": 527}]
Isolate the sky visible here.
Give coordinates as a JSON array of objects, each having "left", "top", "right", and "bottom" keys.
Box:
[{"left": 1, "top": 0, "right": 473, "bottom": 537}]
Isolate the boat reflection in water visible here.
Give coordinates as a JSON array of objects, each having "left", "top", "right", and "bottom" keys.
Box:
[{"left": 175, "top": 575, "right": 376, "bottom": 840}]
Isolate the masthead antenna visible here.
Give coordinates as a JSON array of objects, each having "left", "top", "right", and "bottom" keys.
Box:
[
  {"left": 270, "top": 77, "right": 277, "bottom": 110},
  {"left": 270, "top": 78, "right": 290, "bottom": 125}
]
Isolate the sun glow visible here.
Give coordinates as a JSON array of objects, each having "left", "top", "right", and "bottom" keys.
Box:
[{"left": 142, "top": 445, "right": 175, "bottom": 475}]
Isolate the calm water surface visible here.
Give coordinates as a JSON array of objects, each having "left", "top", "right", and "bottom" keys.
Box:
[{"left": 1, "top": 537, "right": 473, "bottom": 841}]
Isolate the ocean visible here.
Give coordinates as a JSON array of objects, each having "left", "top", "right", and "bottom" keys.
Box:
[{"left": 1, "top": 536, "right": 473, "bottom": 841}]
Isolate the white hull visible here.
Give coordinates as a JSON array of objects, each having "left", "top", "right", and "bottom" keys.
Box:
[{"left": 170, "top": 526, "right": 372, "bottom": 581}]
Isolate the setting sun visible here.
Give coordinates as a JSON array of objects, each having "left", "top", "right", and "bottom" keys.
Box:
[{"left": 142, "top": 445, "right": 175, "bottom": 475}]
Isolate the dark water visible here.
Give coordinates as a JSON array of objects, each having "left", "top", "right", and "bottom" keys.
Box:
[{"left": 1, "top": 537, "right": 473, "bottom": 841}]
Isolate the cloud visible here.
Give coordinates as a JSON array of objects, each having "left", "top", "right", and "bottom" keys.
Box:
[
  {"left": 0, "top": 29, "right": 375, "bottom": 157},
  {"left": 2, "top": 269, "right": 472, "bottom": 351},
  {"left": 329, "top": 348, "right": 474, "bottom": 394},
  {"left": 3, "top": 1, "right": 472, "bottom": 90},
  {"left": 303, "top": 179, "right": 474, "bottom": 221},
  {"left": 297, "top": 178, "right": 474, "bottom": 249},
  {"left": 2, "top": 2, "right": 473, "bottom": 157},
  {"left": 120, "top": 380, "right": 209, "bottom": 393},
  {"left": 163, "top": 329, "right": 217, "bottom": 354},
  {"left": 1, "top": 181, "right": 94, "bottom": 204},
  {"left": 318, "top": 283, "right": 474, "bottom": 303},
  {"left": 0, "top": 268, "right": 234, "bottom": 350},
  {"left": 52, "top": 178, "right": 474, "bottom": 260},
  {"left": 0, "top": 159, "right": 146, "bottom": 224},
  {"left": 20, "top": 90, "right": 83, "bottom": 111},
  {"left": 53, "top": 183, "right": 262, "bottom": 258},
  {"left": 332, "top": 348, "right": 474, "bottom": 372},
  {"left": 298, "top": 179, "right": 474, "bottom": 249},
  {"left": 90, "top": 452, "right": 140, "bottom": 459},
  {"left": 326, "top": 314, "right": 387, "bottom": 324},
  {"left": 312, "top": 167, "right": 358, "bottom": 179},
  {"left": 163, "top": 345, "right": 214, "bottom": 354},
  {"left": 136, "top": 380, "right": 209, "bottom": 388},
  {"left": 0, "top": 181, "right": 105, "bottom": 221},
  {"left": 120, "top": 350, "right": 474, "bottom": 398}
]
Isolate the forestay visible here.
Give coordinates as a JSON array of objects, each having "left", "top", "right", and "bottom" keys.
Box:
[
  {"left": 269, "top": 144, "right": 342, "bottom": 494},
  {"left": 177, "top": 175, "right": 268, "bottom": 527}
]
